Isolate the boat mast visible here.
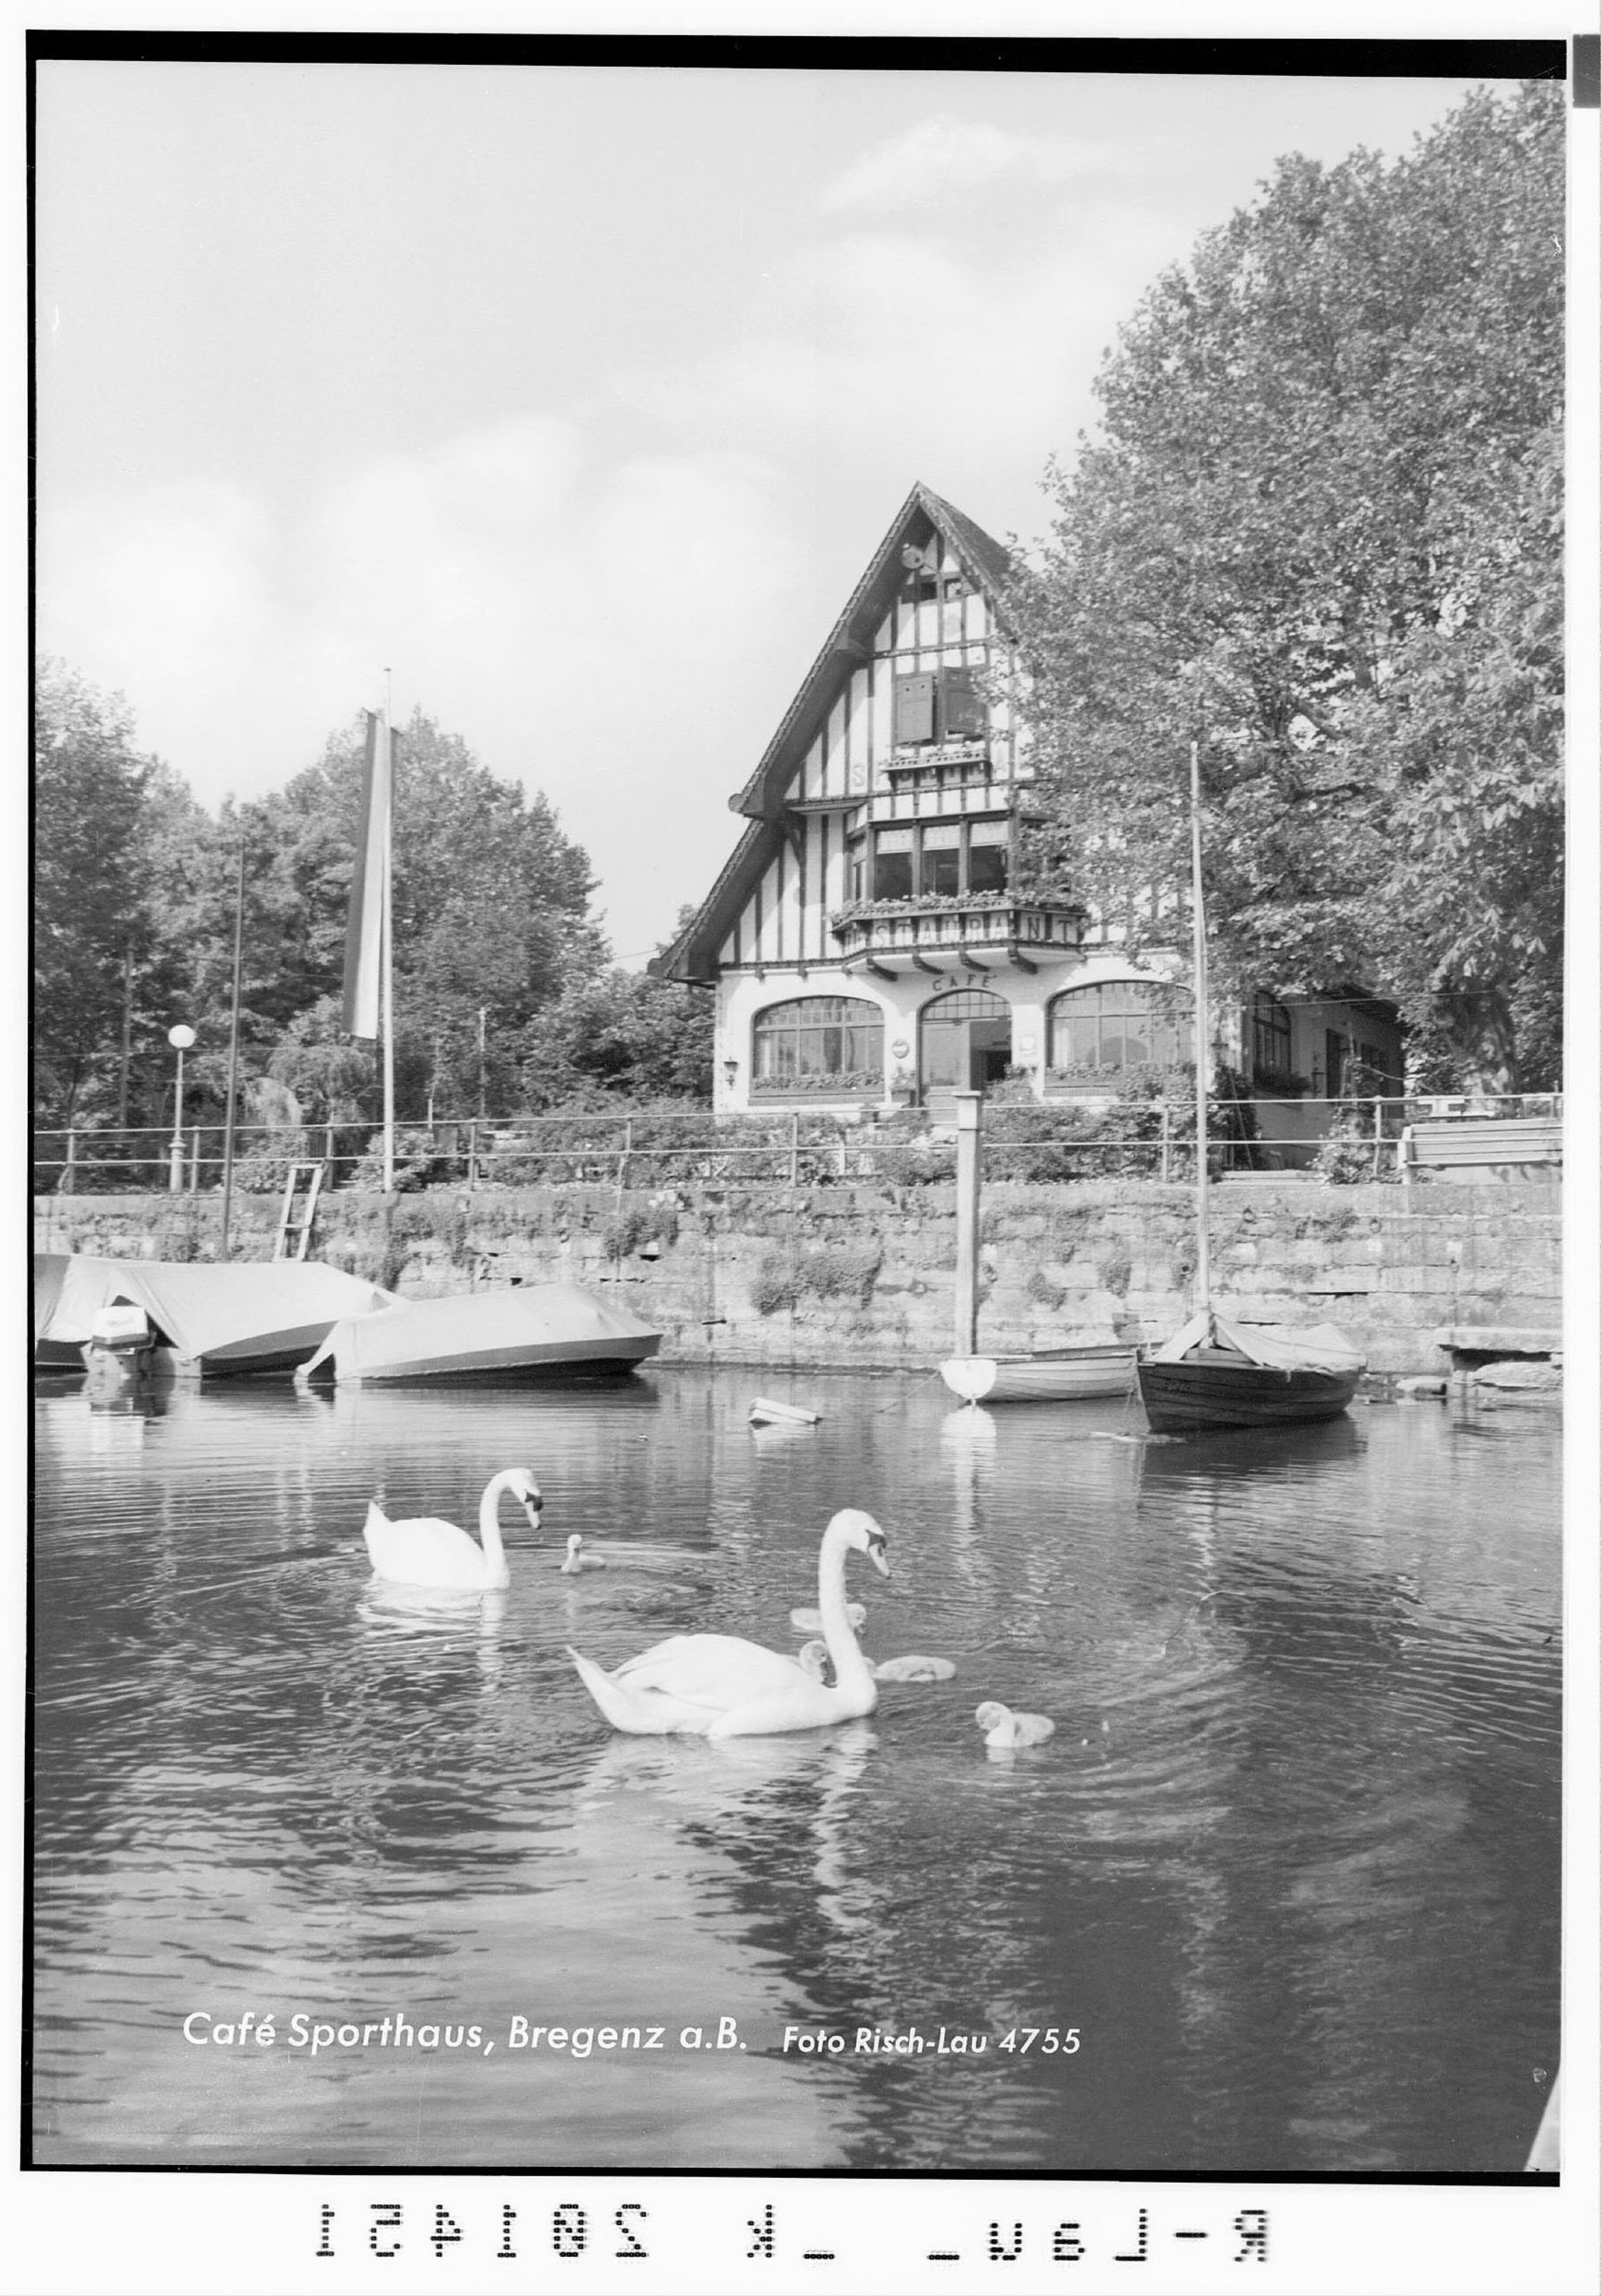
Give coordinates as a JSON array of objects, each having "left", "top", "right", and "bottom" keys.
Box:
[{"left": 1189, "top": 737, "right": 1212, "bottom": 1331}]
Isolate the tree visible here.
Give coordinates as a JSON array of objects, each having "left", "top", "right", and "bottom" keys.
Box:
[
  {"left": 521, "top": 965, "right": 715, "bottom": 1108},
  {"left": 33, "top": 679, "right": 617, "bottom": 1139},
  {"left": 1009, "top": 82, "right": 1563, "bottom": 1090},
  {"left": 229, "top": 708, "right": 610, "bottom": 1117},
  {"left": 33, "top": 661, "right": 196, "bottom": 1127}
]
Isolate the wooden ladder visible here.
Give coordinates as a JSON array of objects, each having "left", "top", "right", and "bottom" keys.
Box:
[{"left": 274, "top": 1162, "right": 324, "bottom": 1261}]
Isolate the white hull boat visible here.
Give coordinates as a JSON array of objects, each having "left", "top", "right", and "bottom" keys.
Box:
[
  {"left": 940, "top": 1345, "right": 1136, "bottom": 1405},
  {"left": 297, "top": 1282, "right": 661, "bottom": 1386}
]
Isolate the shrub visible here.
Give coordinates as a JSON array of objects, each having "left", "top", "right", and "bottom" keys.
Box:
[
  {"left": 482, "top": 1102, "right": 854, "bottom": 1188},
  {"left": 747, "top": 1237, "right": 882, "bottom": 1315},
  {"left": 600, "top": 1202, "right": 680, "bottom": 1259},
  {"left": 1098, "top": 1241, "right": 1133, "bottom": 1295},
  {"left": 749, "top": 1250, "right": 800, "bottom": 1316},
  {"left": 347, "top": 1126, "right": 465, "bottom": 1193},
  {"left": 1312, "top": 1109, "right": 1398, "bottom": 1186}
]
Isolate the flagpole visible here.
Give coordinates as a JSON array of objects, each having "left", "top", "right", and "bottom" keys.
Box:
[
  {"left": 382, "top": 670, "right": 395, "bottom": 1194},
  {"left": 218, "top": 836, "right": 247, "bottom": 1258}
]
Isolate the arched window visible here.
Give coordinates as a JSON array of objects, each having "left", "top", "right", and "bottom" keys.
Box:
[
  {"left": 752, "top": 997, "right": 884, "bottom": 1092},
  {"left": 1048, "top": 982, "right": 1188, "bottom": 1076}
]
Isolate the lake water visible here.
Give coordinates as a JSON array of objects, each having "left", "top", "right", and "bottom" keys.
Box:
[{"left": 30, "top": 1369, "right": 1561, "bottom": 2175}]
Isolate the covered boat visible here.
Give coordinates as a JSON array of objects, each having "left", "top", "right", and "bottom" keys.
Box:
[
  {"left": 297, "top": 1282, "right": 661, "bottom": 1386},
  {"left": 1137, "top": 1310, "right": 1364, "bottom": 1434},
  {"left": 33, "top": 1254, "right": 394, "bottom": 1377},
  {"left": 941, "top": 1345, "right": 1136, "bottom": 1405}
]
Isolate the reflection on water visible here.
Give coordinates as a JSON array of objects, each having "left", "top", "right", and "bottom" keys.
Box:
[{"left": 31, "top": 1371, "right": 1560, "bottom": 2173}]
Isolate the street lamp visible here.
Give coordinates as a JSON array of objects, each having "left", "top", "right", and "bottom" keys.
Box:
[{"left": 167, "top": 1024, "right": 196, "bottom": 1194}]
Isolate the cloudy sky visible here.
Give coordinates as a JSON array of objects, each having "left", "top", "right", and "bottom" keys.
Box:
[{"left": 35, "top": 54, "right": 1506, "bottom": 963}]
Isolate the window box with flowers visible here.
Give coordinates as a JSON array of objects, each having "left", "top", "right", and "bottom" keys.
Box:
[
  {"left": 750, "top": 1069, "right": 882, "bottom": 1098},
  {"left": 831, "top": 893, "right": 1015, "bottom": 927},
  {"left": 1251, "top": 1069, "right": 1312, "bottom": 1099}
]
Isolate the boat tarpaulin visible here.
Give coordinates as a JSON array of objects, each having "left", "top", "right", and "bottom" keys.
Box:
[
  {"left": 34, "top": 1254, "right": 70, "bottom": 1348},
  {"left": 33, "top": 1254, "right": 393, "bottom": 1370},
  {"left": 1152, "top": 1310, "right": 1365, "bottom": 1374},
  {"left": 300, "top": 1283, "right": 661, "bottom": 1384}
]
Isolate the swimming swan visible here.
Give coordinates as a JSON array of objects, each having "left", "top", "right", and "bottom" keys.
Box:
[
  {"left": 560, "top": 1535, "right": 607, "bottom": 1575},
  {"left": 362, "top": 1467, "right": 542, "bottom": 1591},
  {"left": 974, "top": 1699, "right": 1055, "bottom": 1749},
  {"left": 569, "top": 1508, "right": 891, "bottom": 1737},
  {"left": 795, "top": 1641, "right": 953, "bottom": 1686},
  {"left": 872, "top": 1653, "right": 956, "bottom": 1683},
  {"left": 790, "top": 1600, "right": 865, "bottom": 1633}
]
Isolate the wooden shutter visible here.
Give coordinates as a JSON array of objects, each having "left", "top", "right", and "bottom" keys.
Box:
[
  {"left": 893, "top": 672, "right": 937, "bottom": 744},
  {"left": 940, "top": 666, "right": 985, "bottom": 737}
]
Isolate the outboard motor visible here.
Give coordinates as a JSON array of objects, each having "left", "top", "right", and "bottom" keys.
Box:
[{"left": 82, "top": 1303, "right": 154, "bottom": 1412}]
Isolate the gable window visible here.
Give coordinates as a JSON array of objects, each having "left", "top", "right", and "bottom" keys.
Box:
[
  {"left": 892, "top": 665, "right": 987, "bottom": 748},
  {"left": 752, "top": 997, "right": 884, "bottom": 1093},
  {"left": 1048, "top": 982, "right": 1188, "bottom": 1075},
  {"left": 858, "top": 819, "right": 1010, "bottom": 904}
]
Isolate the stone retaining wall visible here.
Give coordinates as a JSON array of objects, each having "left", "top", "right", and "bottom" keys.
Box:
[{"left": 35, "top": 1177, "right": 1563, "bottom": 1378}]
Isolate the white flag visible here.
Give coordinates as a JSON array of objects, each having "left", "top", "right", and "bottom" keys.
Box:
[{"left": 342, "top": 711, "right": 393, "bottom": 1039}]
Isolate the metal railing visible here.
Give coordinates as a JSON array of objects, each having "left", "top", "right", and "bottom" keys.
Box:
[{"left": 33, "top": 1092, "right": 1564, "bottom": 1198}]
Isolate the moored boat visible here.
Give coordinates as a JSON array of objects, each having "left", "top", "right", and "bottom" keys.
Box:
[
  {"left": 1136, "top": 740, "right": 1366, "bottom": 1435},
  {"left": 296, "top": 1282, "right": 660, "bottom": 1386},
  {"left": 34, "top": 1253, "right": 394, "bottom": 1378},
  {"left": 1136, "top": 1309, "right": 1362, "bottom": 1434},
  {"left": 940, "top": 1345, "right": 1136, "bottom": 1405}
]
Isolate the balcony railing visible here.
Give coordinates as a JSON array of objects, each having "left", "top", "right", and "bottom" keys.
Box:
[{"left": 829, "top": 896, "right": 1081, "bottom": 974}]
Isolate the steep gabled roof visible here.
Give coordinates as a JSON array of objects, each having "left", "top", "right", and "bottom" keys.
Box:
[
  {"left": 653, "top": 484, "right": 1011, "bottom": 986},
  {"left": 730, "top": 481, "right": 1012, "bottom": 826}
]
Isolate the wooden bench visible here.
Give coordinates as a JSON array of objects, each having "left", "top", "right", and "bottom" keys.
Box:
[{"left": 1400, "top": 1117, "right": 1562, "bottom": 1181}]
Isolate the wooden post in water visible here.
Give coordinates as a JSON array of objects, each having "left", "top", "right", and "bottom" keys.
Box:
[{"left": 954, "top": 1090, "right": 982, "bottom": 1357}]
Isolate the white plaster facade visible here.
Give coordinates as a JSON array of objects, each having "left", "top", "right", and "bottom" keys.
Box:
[{"left": 660, "top": 483, "right": 1402, "bottom": 1147}]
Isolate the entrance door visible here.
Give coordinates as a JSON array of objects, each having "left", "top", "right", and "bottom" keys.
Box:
[{"left": 920, "top": 990, "right": 1012, "bottom": 1121}]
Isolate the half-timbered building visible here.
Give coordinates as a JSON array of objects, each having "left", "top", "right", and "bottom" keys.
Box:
[{"left": 656, "top": 483, "right": 1401, "bottom": 1140}]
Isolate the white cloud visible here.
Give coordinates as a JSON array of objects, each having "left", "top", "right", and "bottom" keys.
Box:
[
  {"left": 35, "top": 425, "right": 797, "bottom": 956},
  {"left": 822, "top": 113, "right": 1126, "bottom": 213}
]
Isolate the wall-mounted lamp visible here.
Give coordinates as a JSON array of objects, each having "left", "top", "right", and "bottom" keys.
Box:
[{"left": 722, "top": 1059, "right": 738, "bottom": 1089}]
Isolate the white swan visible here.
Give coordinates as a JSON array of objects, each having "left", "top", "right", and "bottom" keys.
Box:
[
  {"left": 560, "top": 1534, "right": 607, "bottom": 1575},
  {"left": 569, "top": 1509, "right": 890, "bottom": 1738},
  {"left": 873, "top": 1653, "right": 956, "bottom": 1683},
  {"left": 975, "top": 1699, "right": 1055, "bottom": 1749},
  {"left": 362, "top": 1467, "right": 542, "bottom": 1592},
  {"left": 797, "top": 1641, "right": 954, "bottom": 1686},
  {"left": 790, "top": 1600, "right": 865, "bottom": 1633}
]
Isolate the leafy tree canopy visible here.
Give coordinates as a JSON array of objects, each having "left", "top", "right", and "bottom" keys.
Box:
[
  {"left": 1008, "top": 82, "right": 1563, "bottom": 1091},
  {"left": 34, "top": 685, "right": 714, "bottom": 1141}
]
